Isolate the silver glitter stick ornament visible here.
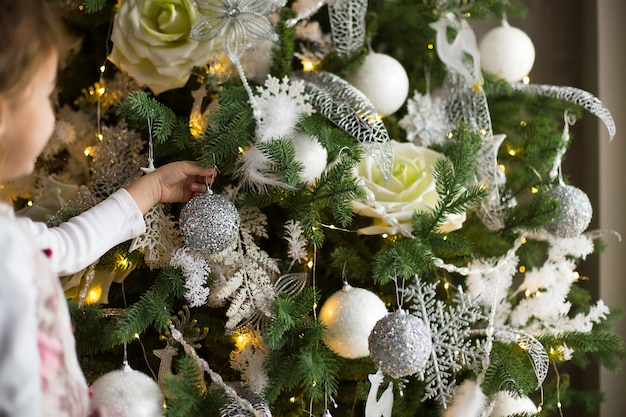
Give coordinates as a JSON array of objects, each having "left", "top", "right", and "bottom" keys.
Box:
[{"left": 179, "top": 189, "right": 240, "bottom": 254}]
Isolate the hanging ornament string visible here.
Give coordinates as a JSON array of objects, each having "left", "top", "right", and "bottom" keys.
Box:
[
  {"left": 141, "top": 115, "right": 156, "bottom": 174},
  {"left": 549, "top": 110, "right": 576, "bottom": 183},
  {"left": 511, "top": 82, "right": 616, "bottom": 140},
  {"left": 190, "top": 0, "right": 280, "bottom": 129}
]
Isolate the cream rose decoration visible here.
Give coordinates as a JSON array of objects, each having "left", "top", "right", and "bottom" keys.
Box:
[
  {"left": 109, "top": 0, "right": 221, "bottom": 95},
  {"left": 353, "top": 140, "right": 466, "bottom": 235}
]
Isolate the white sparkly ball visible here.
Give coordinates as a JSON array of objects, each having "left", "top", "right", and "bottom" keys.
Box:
[
  {"left": 346, "top": 52, "right": 410, "bottom": 116},
  {"left": 89, "top": 368, "right": 164, "bottom": 417},
  {"left": 179, "top": 191, "right": 240, "bottom": 254},
  {"left": 545, "top": 184, "right": 593, "bottom": 237},
  {"left": 368, "top": 310, "right": 432, "bottom": 379},
  {"left": 291, "top": 131, "right": 328, "bottom": 184},
  {"left": 479, "top": 24, "right": 535, "bottom": 82},
  {"left": 319, "top": 284, "right": 388, "bottom": 359}
]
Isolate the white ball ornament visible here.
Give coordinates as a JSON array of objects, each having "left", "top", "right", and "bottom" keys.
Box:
[
  {"left": 346, "top": 52, "right": 410, "bottom": 116},
  {"left": 319, "top": 284, "right": 388, "bottom": 359},
  {"left": 89, "top": 368, "right": 164, "bottom": 417},
  {"left": 479, "top": 23, "right": 535, "bottom": 82},
  {"left": 291, "top": 131, "right": 328, "bottom": 184}
]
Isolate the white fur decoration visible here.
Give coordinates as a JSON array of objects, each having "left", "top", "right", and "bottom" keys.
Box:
[
  {"left": 442, "top": 380, "right": 486, "bottom": 417},
  {"left": 255, "top": 75, "right": 314, "bottom": 142},
  {"left": 170, "top": 247, "right": 211, "bottom": 307},
  {"left": 489, "top": 391, "right": 537, "bottom": 417}
]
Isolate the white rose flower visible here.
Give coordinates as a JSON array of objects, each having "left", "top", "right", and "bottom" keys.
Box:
[
  {"left": 109, "top": 0, "right": 221, "bottom": 95},
  {"left": 353, "top": 140, "right": 466, "bottom": 235}
]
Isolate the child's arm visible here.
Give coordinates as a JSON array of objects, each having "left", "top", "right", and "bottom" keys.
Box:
[{"left": 22, "top": 161, "right": 217, "bottom": 276}]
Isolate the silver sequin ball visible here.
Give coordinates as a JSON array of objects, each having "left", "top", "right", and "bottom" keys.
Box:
[{"left": 179, "top": 191, "right": 240, "bottom": 254}]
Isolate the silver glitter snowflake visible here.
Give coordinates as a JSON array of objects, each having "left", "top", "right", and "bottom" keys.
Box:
[
  {"left": 402, "top": 276, "right": 485, "bottom": 408},
  {"left": 191, "top": 0, "right": 279, "bottom": 59}
]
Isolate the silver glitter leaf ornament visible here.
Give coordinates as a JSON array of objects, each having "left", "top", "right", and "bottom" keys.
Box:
[
  {"left": 179, "top": 191, "right": 240, "bottom": 254},
  {"left": 368, "top": 309, "right": 432, "bottom": 379},
  {"left": 545, "top": 184, "right": 592, "bottom": 238},
  {"left": 295, "top": 70, "right": 393, "bottom": 182}
]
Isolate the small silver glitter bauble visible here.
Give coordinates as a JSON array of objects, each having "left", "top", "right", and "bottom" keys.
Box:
[
  {"left": 368, "top": 310, "right": 432, "bottom": 379},
  {"left": 179, "top": 191, "right": 240, "bottom": 254},
  {"left": 319, "top": 284, "right": 388, "bottom": 359},
  {"left": 545, "top": 185, "right": 592, "bottom": 238},
  {"left": 88, "top": 368, "right": 164, "bottom": 417}
]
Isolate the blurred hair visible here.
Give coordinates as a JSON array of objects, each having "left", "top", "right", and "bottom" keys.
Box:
[{"left": 0, "top": 0, "right": 62, "bottom": 99}]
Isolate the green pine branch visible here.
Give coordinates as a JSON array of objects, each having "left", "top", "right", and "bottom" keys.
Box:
[
  {"left": 117, "top": 91, "right": 177, "bottom": 144},
  {"left": 112, "top": 267, "right": 186, "bottom": 344}
]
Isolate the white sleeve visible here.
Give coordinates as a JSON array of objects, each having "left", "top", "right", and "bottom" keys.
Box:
[
  {"left": 19, "top": 188, "right": 146, "bottom": 276},
  {"left": 0, "top": 219, "right": 42, "bottom": 416}
]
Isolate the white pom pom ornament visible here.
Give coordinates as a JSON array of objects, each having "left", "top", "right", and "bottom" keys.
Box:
[
  {"left": 291, "top": 131, "right": 327, "bottom": 184},
  {"left": 89, "top": 367, "right": 164, "bottom": 417},
  {"left": 346, "top": 52, "right": 410, "bottom": 116},
  {"left": 479, "top": 22, "right": 535, "bottom": 82},
  {"left": 319, "top": 284, "right": 388, "bottom": 359}
]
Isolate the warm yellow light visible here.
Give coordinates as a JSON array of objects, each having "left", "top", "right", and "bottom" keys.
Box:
[
  {"left": 573, "top": 271, "right": 580, "bottom": 280},
  {"left": 85, "top": 286, "right": 102, "bottom": 304},
  {"left": 521, "top": 237, "right": 527, "bottom": 244},
  {"left": 446, "top": 131, "right": 454, "bottom": 139},
  {"left": 84, "top": 146, "right": 93, "bottom": 157},
  {"left": 27, "top": 200, "right": 33, "bottom": 207},
  {"left": 97, "top": 86, "right": 106, "bottom": 96},
  {"left": 100, "top": 65, "right": 106, "bottom": 73},
  {"left": 524, "top": 289, "right": 531, "bottom": 298},
  {"left": 499, "top": 164, "right": 506, "bottom": 172},
  {"left": 302, "top": 60, "right": 315, "bottom": 71},
  {"left": 519, "top": 265, "right": 526, "bottom": 273},
  {"left": 381, "top": 233, "right": 389, "bottom": 239},
  {"left": 307, "top": 260, "right": 314, "bottom": 269},
  {"left": 427, "top": 43, "right": 434, "bottom": 50},
  {"left": 97, "top": 133, "right": 104, "bottom": 141},
  {"left": 134, "top": 333, "right": 140, "bottom": 339},
  {"left": 522, "top": 75, "right": 531, "bottom": 84},
  {"left": 531, "top": 186, "right": 539, "bottom": 194},
  {"left": 235, "top": 332, "right": 250, "bottom": 350},
  {"left": 508, "top": 149, "right": 516, "bottom": 156},
  {"left": 443, "top": 282, "right": 450, "bottom": 290},
  {"left": 289, "top": 397, "right": 296, "bottom": 403},
  {"left": 520, "top": 120, "right": 527, "bottom": 127},
  {"left": 237, "top": 146, "right": 245, "bottom": 154},
  {"left": 535, "top": 291, "right": 541, "bottom": 298}
]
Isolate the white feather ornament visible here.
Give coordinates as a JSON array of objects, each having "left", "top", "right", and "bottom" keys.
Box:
[
  {"left": 442, "top": 380, "right": 486, "bottom": 417},
  {"left": 489, "top": 391, "right": 537, "bottom": 417}
]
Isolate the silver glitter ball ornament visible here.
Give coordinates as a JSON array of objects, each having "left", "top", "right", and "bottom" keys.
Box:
[
  {"left": 179, "top": 191, "right": 240, "bottom": 254},
  {"left": 545, "top": 184, "right": 592, "bottom": 238},
  {"left": 368, "top": 310, "right": 432, "bottom": 379}
]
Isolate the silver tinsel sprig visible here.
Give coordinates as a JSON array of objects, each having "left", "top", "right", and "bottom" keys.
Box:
[
  {"left": 511, "top": 82, "right": 616, "bottom": 140},
  {"left": 294, "top": 70, "right": 393, "bottom": 182}
]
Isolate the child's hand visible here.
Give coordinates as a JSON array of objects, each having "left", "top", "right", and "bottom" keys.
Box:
[{"left": 125, "top": 161, "right": 217, "bottom": 214}]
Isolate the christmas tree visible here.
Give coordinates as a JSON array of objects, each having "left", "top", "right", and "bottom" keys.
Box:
[{"left": 3, "top": 0, "right": 624, "bottom": 416}]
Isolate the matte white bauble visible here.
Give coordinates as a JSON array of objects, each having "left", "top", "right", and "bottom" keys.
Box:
[
  {"left": 479, "top": 23, "right": 535, "bottom": 82},
  {"left": 346, "top": 52, "right": 410, "bottom": 116},
  {"left": 319, "top": 284, "right": 388, "bottom": 359},
  {"left": 291, "top": 131, "right": 328, "bottom": 184},
  {"left": 89, "top": 368, "right": 164, "bottom": 417}
]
